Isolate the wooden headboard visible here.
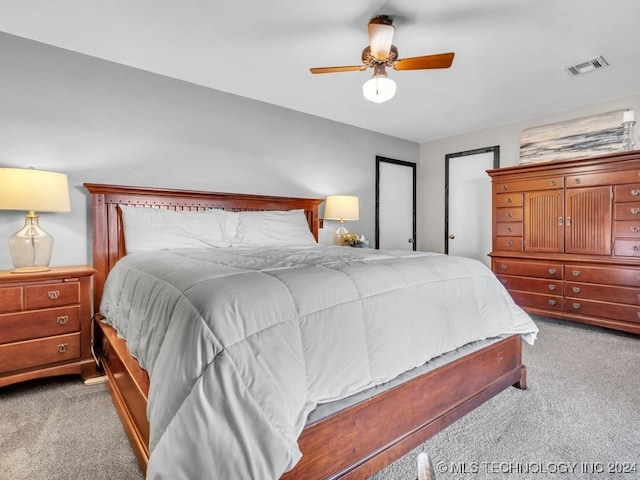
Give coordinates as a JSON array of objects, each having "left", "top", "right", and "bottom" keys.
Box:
[{"left": 84, "top": 183, "right": 323, "bottom": 310}]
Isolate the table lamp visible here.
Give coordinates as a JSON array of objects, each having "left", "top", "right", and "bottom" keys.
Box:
[
  {"left": 0, "top": 167, "right": 71, "bottom": 273},
  {"left": 324, "top": 195, "right": 359, "bottom": 243}
]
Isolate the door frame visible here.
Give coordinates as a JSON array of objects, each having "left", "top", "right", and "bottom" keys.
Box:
[
  {"left": 444, "top": 146, "right": 500, "bottom": 254},
  {"left": 375, "top": 156, "right": 417, "bottom": 250}
]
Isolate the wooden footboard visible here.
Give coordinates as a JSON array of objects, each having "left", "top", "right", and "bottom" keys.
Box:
[{"left": 94, "top": 318, "right": 525, "bottom": 479}]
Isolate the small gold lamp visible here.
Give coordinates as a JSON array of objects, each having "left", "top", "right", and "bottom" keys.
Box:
[{"left": 0, "top": 167, "right": 71, "bottom": 273}]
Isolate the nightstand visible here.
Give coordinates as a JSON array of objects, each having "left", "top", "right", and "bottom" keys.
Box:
[{"left": 0, "top": 266, "right": 97, "bottom": 388}]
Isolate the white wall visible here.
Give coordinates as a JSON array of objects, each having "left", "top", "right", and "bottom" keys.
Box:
[
  {"left": 419, "top": 93, "right": 640, "bottom": 253},
  {"left": 0, "top": 33, "right": 419, "bottom": 270}
]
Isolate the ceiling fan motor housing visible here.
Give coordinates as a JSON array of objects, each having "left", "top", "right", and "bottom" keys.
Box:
[{"left": 362, "top": 45, "right": 398, "bottom": 67}]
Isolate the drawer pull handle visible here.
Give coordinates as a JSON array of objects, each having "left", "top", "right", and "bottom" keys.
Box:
[
  {"left": 506, "top": 212, "right": 513, "bottom": 218},
  {"left": 550, "top": 180, "right": 557, "bottom": 186},
  {"left": 632, "top": 189, "right": 640, "bottom": 196},
  {"left": 548, "top": 284, "right": 556, "bottom": 291},
  {"left": 500, "top": 264, "right": 508, "bottom": 271},
  {"left": 549, "top": 268, "right": 557, "bottom": 275},
  {"left": 632, "top": 226, "right": 640, "bottom": 233},
  {"left": 507, "top": 197, "right": 512, "bottom": 204},
  {"left": 57, "top": 343, "right": 69, "bottom": 353},
  {"left": 548, "top": 299, "right": 556, "bottom": 306},
  {"left": 507, "top": 226, "right": 513, "bottom": 232},
  {"left": 566, "top": 217, "right": 572, "bottom": 226},
  {"left": 56, "top": 315, "right": 69, "bottom": 325},
  {"left": 558, "top": 217, "right": 564, "bottom": 226},
  {"left": 48, "top": 290, "right": 60, "bottom": 300},
  {"left": 634, "top": 246, "right": 640, "bottom": 252},
  {"left": 572, "top": 303, "right": 581, "bottom": 310},
  {"left": 500, "top": 279, "right": 507, "bottom": 285},
  {"left": 572, "top": 270, "right": 580, "bottom": 277},
  {"left": 506, "top": 241, "right": 513, "bottom": 247},
  {"left": 574, "top": 178, "right": 580, "bottom": 184},
  {"left": 573, "top": 287, "right": 581, "bottom": 294},
  {"left": 632, "top": 208, "right": 640, "bottom": 215},
  {"left": 502, "top": 185, "right": 508, "bottom": 191}
]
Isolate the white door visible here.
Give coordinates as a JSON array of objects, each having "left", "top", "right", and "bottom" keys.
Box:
[
  {"left": 445, "top": 147, "right": 499, "bottom": 266},
  {"left": 376, "top": 157, "right": 416, "bottom": 250}
]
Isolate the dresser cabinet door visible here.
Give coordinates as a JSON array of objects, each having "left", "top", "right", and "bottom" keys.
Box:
[
  {"left": 524, "top": 190, "right": 564, "bottom": 252},
  {"left": 564, "top": 186, "right": 612, "bottom": 255}
]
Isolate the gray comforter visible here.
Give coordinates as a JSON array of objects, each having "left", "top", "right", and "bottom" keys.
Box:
[{"left": 100, "top": 246, "right": 537, "bottom": 479}]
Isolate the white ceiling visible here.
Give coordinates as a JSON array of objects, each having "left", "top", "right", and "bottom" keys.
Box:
[{"left": 1, "top": 0, "right": 639, "bottom": 143}]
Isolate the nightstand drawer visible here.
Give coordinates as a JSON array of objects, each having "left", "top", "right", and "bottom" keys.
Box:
[
  {"left": 0, "top": 332, "right": 80, "bottom": 374},
  {"left": 24, "top": 282, "right": 80, "bottom": 309},
  {"left": 0, "top": 306, "right": 80, "bottom": 344},
  {"left": 0, "top": 286, "right": 23, "bottom": 313}
]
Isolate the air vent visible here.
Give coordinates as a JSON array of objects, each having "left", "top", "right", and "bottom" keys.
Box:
[{"left": 565, "top": 56, "right": 609, "bottom": 76}]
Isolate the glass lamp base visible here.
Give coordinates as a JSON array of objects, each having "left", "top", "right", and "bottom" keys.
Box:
[
  {"left": 9, "top": 213, "right": 54, "bottom": 273},
  {"left": 333, "top": 224, "right": 350, "bottom": 245},
  {"left": 10, "top": 265, "right": 51, "bottom": 274}
]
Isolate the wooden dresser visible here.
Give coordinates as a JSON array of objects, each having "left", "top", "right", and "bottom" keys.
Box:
[
  {"left": 0, "top": 265, "right": 97, "bottom": 387},
  {"left": 488, "top": 151, "right": 640, "bottom": 334}
]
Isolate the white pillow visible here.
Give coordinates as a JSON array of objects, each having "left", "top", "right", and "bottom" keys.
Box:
[
  {"left": 232, "top": 209, "right": 317, "bottom": 247},
  {"left": 120, "top": 205, "right": 237, "bottom": 253}
]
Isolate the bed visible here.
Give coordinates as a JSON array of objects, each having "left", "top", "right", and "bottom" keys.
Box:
[{"left": 85, "top": 182, "right": 537, "bottom": 479}]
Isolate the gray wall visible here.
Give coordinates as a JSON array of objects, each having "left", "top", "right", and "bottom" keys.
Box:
[
  {"left": 0, "top": 33, "right": 419, "bottom": 270},
  {"left": 418, "top": 93, "right": 640, "bottom": 253}
]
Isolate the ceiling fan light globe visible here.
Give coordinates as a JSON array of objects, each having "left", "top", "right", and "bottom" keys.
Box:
[{"left": 362, "top": 75, "right": 396, "bottom": 103}]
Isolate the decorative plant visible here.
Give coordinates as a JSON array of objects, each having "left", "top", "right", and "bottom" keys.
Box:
[{"left": 341, "top": 233, "right": 363, "bottom": 247}]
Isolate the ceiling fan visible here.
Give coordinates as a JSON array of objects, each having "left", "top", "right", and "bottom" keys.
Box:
[{"left": 310, "top": 15, "right": 455, "bottom": 103}]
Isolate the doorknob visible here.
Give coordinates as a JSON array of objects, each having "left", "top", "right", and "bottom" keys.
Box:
[
  {"left": 408, "top": 238, "right": 414, "bottom": 243},
  {"left": 448, "top": 234, "right": 455, "bottom": 239}
]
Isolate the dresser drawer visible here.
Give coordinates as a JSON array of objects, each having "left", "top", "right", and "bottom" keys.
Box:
[
  {"left": 0, "top": 286, "right": 23, "bottom": 314},
  {"left": 509, "top": 291, "right": 563, "bottom": 311},
  {"left": 494, "top": 237, "right": 523, "bottom": 252},
  {"left": 614, "top": 183, "right": 640, "bottom": 203},
  {"left": 565, "top": 264, "right": 640, "bottom": 287},
  {"left": 24, "top": 282, "right": 80, "bottom": 309},
  {"left": 614, "top": 203, "right": 640, "bottom": 220},
  {"left": 565, "top": 282, "right": 640, "bottom": 305},
  {"left": 566, "top": 299, "right": 640, "bottom": 324},
  {"left": 495, "top": 177, "right": 563, "bottom": 193},
  {"left": 495, "top": 193, "right": 523, "bottom": 208},
  {"left": 614, "top": 220, "right": 640, "bottom": 238},
  {"left": 493, "top": 259, "right": 563, "bottom": 279},
  {"left": 497, "top": 275, "right": 562, "bottom": 294},
  {"left": 495, "top": 207, "right": 523, "bottom": 222},
  {"left": 0, "top": 332, "right": 80, "bottom": 374},
  {"left": 496, "top": 222, "right": 523, "bottom": 236},
  {"left": 566, "top": 171, "right": 640, "bottom": 189},
  {"left": 0, "top": 306, "right": 80, "bottom": 344},
  {"left": 613, "top": 239, "right": 640, "bottom": 257}
]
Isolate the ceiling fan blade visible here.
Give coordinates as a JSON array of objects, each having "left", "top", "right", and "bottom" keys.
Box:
[
  {"left": 394, "top": 52, "right": 455, "bottom": 71},
  {"left": 309, "top": 65, "right": 367, "bottom": 74},
  {"left": 368, "top": 16, "right": 395, "bottom": 61}
]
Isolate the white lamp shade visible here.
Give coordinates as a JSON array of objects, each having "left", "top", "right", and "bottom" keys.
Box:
[
  {"left": 0, "top": 168, "right": 71, "bottom": 213},
  {"left": 324, "top": 195, "right": 359, "bottom": 221},
  {"left": 363, "top": 75, "right": 396, "bottom": 103}
]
